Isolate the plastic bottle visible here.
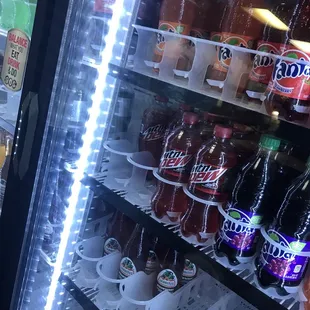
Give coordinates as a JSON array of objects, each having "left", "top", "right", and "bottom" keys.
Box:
[
  {"left": 181, "top": 199, "right": 220, "bottom": 243},
  {"left": 200, "top": 112, "right": 229, "bottom": 141},
  {"left": 103, "top": 211, "right": 136, "bottom": 256},
  {"left": 153, "top": 248, "right": 185, "bottom": 296},
  {"left": 187, "top": 125, "right": 237, "bottom": 203},
  {"left": 158, "top": 112, "right": 202, "bottom": 183},
  {"left": 264, "top": 1, "right": 310, "bottom": 122},
  {"left": 139, "top": 95, "right": 171, "bottom": 165},
  {"left": 206, "top": 0, "right": 264, "bottom": 89},
  {"left": 255, "top": 158, "right": 310, "bottom": 294},
  {"left": 151, "top": 179, "right": 188, "bottom": 222},
  {"left": 181, "top": 259, "right": 197, "bottom": 285},
  {"left": 214, "top": 135, "right": 281, "bottom": 265},
  {"left": 153, "top": 0, "right": 197, "bottom": 64},
  {"left": 118, "top": 224, "right": 152, "bottom": 280},
  {"left": 245, "top": 2, "right": 294, "bottom": 102}
]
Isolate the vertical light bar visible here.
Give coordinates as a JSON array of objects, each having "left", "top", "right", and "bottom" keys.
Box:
[{"left": 45, "top": 1, "right": 125, "bottom": 308}]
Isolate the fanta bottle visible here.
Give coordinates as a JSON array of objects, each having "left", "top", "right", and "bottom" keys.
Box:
[
  {"left": 187, "top": 125, "right": 237, "bottom": 203},
  {"left": 153, "top": 0, "right": 197, "bottom": 64},
  {"left": 245, "top": 2, "right": 294, "bottom": 103},
  {"left": 206, "top": 0, "right": 264, "bottom": 89},
  {"left": 158, "top": 112, "right": 202, "bottom": 183},
  {"left": 264, "top": 1, "right": 310, "bottom": 122}
]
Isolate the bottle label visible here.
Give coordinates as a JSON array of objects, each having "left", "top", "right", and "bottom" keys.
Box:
[
  {"left": 249, "top": 41, "right": 281, "bottom": 84},
  {"left": 268, "top": 45, "right": 310, "bottom": 103},
  {"left": 182, "top": 259, "right": 197, "bottom": 284},
  {"left": 94, "top": 0, "right": 115, "bottom": 14},
  {"left": 145, "top": 250, "right": 158, "bottom": 275},
  {"left": 259, "top": 229, "right": 310, "bottom": 282},
  {"left": 118, "top": 257, "right": 137, "bottom": 279},
  {"left": 155, "top": 21, "right": 191, "bottom": 56},
  {"left": 217, "top": 207, "right": 262, "bottom": 252},
  {"left": 212, "top": 32, "right": 254, "bottom": 73},
  {"left": 159, "top": 149, "right": 193, "bottom": 179},
  {"left": 141, "top": 124, "right": 166, "bottom": 141},
  {"left": 103, "top": 238, "right": 121, "bottom": 256},
  {"left": 156, "top": 269, "right": 178, "bottom": 293},
  {"left": 189, "top": 163, "right": 227, "bottom": 195}
]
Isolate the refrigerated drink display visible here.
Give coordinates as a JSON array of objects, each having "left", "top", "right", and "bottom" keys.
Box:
[
  {"left": 214, "top": 135, "right": 281, "bottom": 266},
  {"left": 158, "top": 112, "right": 201, "bottom": 183},
  {"left": 187, "top": 125, "right": 237, "bottom": 203},
  {"left": 139, "top": 95, "right": 171, "bottom": 165},
  {"left": 153, "top": 0, "right": 197, "bottom": 65},
  {"left": 264, "top": 1, "right": 310, "bottom": 122},
  {"left": 245, "top": 2, "right": 294, "bottom": 102},
  {"left": 5, "top": 1, "right": 310, "bottom": 310},
  {"left": 255, "top": 157, "right": 310, "bottom": 295},
  {"left": 206, "top": 0, "right": 264, "bottom": 89}
]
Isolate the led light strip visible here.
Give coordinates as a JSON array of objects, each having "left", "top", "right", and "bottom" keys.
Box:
[{"left": 45, "top": 1, "right": 125, "bottom": 308}]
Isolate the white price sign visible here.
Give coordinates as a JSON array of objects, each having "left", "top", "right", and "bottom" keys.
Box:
[{"left": 1, "top": 29, "right": 30, "bottom": 92}]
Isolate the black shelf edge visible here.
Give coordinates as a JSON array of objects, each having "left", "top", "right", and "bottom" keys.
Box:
[
  {"left": 59, "top": 273, "right": 99, "bottom": 310},
  {"left": 82, "top": 175, "right": 287, "bottom": 310}
]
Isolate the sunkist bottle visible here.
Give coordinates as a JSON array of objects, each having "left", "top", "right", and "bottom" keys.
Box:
[
  {"left": 206, "top": 0, "right": 264, "bottom": 89},
  {"left": 187, "top": 125, "right": 237, "bottom": 203},
  {"left": 118, "top": 224, "right": 152, "bottom": 280},
  {"left": 153, "top": 0, "right": 197, "bottom": 64},
  {"left": 264, "top": 1, "right": 310, "bottom": 122},
  {"left": 139, "top": 95, "right": 171, "bottom": 165},
  {"left": 158, "top": 112, "right": 202, "bottom": 183},
  {"left": 154, "top": 248, "right": 185, "bottom": 296},
  {"left": 214, "top": 135, "right": 280, "bottom": 265},
  {"left": 255, "top": 157, "right": 310, "bottom": 294},
  {"left": 103, "top": 211, "right": 136, "bottom": 256},
  {"left": 245, "top": 2, "right": 294, "bottom": 102}
]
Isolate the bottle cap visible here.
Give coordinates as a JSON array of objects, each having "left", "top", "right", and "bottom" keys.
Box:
[
  {"left": 214, "top": 125, "right": 232, "bottom": 139},
  {"left": 259, "top": 135, "right": 280, "bottom": 151},
  {"left": 183, "top": 112, "right": 199, "bottom": 125},
  {"left": 155, "top": 95, "right": 168, "bottom": 103}
]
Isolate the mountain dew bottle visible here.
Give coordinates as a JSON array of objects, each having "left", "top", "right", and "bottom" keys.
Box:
[
  {"left": 256, "top": 157, "right": 310, "bottom": 295},
  {"left": 0, "top": 0, "right": 16, "bottom": 31},
  {"left": 215, "top": 135, "right": 281, "bottom": 265}
]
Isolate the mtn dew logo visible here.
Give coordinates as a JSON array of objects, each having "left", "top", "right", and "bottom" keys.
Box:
[
  {"left": 217, "top": 207, "right": 262, "bottom": 252},
  {"left": 260, "top": 229, "right": 310, "bottom": 281},
  {"left": 270, "top": 47, "right": 310, "bottom": 100},
  {"left": 249, "top": 41, "right": 280, "bottom": 84},
  {"left": 155, "top": 21, "right": 190, "bottom": 55}
]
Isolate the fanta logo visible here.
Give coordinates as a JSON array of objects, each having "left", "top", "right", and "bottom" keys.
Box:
[
  {"left": 253, "top": 50, "right": 275, "bottom": 69},
  {"left": 142, "top": 124, "right": 165, "bottom": 141},
  {"left": 160, "top": 150, "right": 192, "bottom": 169},
  {"left": 189, "top": 164, "right": 227, "bottom": 183},
  {"left": 272, "top": 50, "right": 310, "bottom": 81},
  {"left": 157, "top": 23, "right": 181, "bottom": 51}
]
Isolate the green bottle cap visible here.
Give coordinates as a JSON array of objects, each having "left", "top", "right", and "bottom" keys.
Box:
[{"left": 259, "top": 135, "right": 280, "bottom": 151}]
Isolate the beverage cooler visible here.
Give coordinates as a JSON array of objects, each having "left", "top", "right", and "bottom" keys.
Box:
[{"left": 2, "top": 0, "right": 310, "bottom": 309}]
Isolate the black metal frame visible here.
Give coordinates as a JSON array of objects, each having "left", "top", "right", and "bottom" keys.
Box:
[
  {"left": 0, "top": 0, "right": 70, "bottom": 308},
  {"left": 82, "top": 176, "right": 286, "bottom": 310}
]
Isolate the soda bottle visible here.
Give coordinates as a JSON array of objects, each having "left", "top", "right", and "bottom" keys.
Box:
[
  {"left": 187, "top": 125, "right": 237, "bottom": 203},
  {"left": 182, "top": 259, "right": 197, "bottom": 285},
  {"left": 158, "top": 112, "right": 202, "bottom": 183},
  {"left": 214, "top": 135, "right": 280, "bottom": 265},
  {"left": 118, "top": 224, "right": 152, "bottom": 280},
  {"left": 255, "top": 158, "right": 310, "bottom": 294},
  {"left": 206, "top": 0, "right": 264, "bottom": 88},
  {"left": 200, "top": 112, "right": 229, "bottom": 141},
  {"left": 245, "top": 2, "right": 294, "bottom": 102},
  {"left": 181, "top": 199, "right": 220, "bottom": 243},
  {"left": 139, "top": 95, "right": 171, "bottom": 165},
  {"left": 153, "top": 0, "right": 197, "bottom": 64},
  {"left": 151, "top": 179, "right": 188, "bottom": 222},
  {"left": 146, "top": 237, "right": 169, "bottom": 275},
  {"left": 153, "top": 248, "right": 185, "bottom": 295},
  {"left": 264, "top": 1, "right": 310, "bottom": 122},
  {"left": 103, "top": 211, "right": 136, "bottom": 256}
]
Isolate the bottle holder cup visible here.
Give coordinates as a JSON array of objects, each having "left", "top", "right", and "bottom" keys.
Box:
[{"left": 74, "top": 236, "right": 106, "bottom": 288}]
